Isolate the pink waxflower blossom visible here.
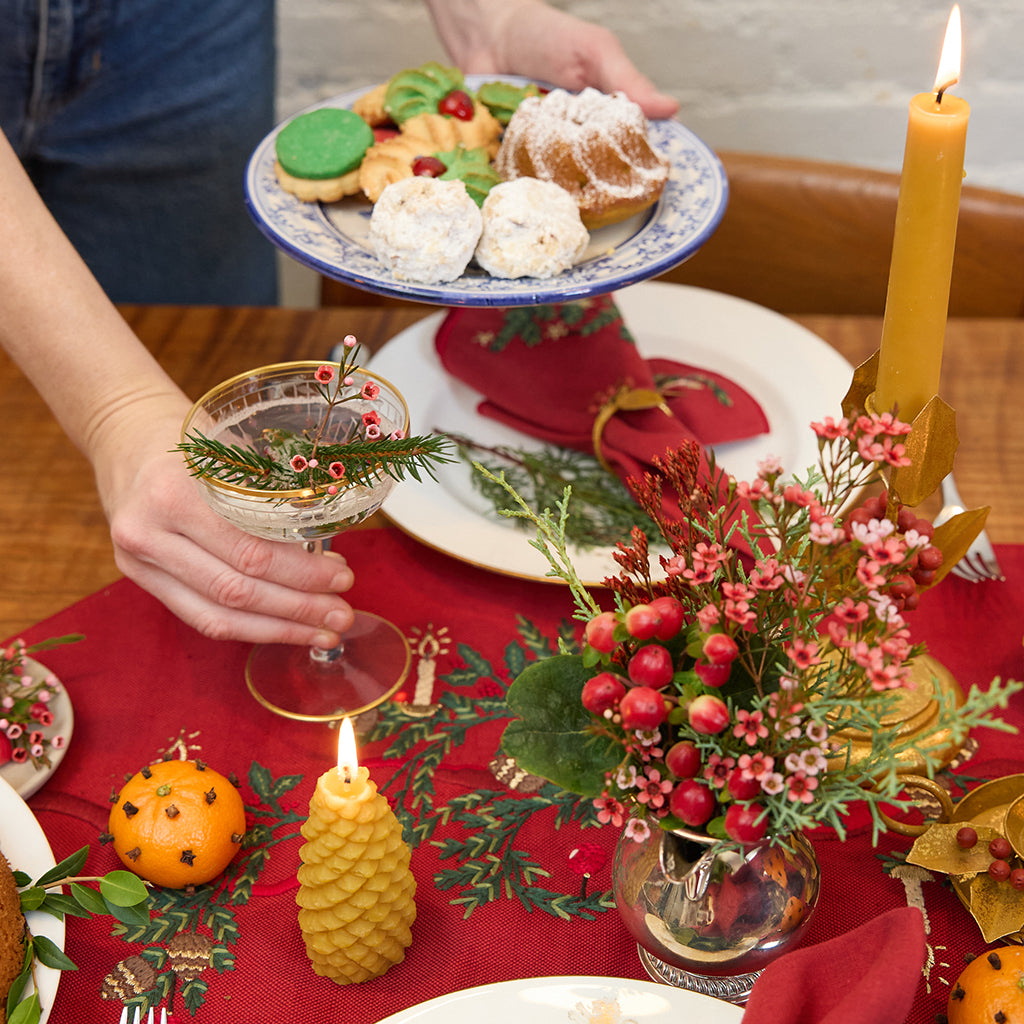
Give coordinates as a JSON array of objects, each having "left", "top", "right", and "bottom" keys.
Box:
[
  {"left": 594, "top": 794, "right": 626, "bottom": 827},
  {"left": 809, "top": 519, "right": 844, "bottom": 545},
  {"left": 786, "top": 770, "right": 819, "bottom": 803},
  {"left": 738, "top": 751, "right": 775, "bottom": 779},
  {"left": 364, "top": 423, "right": 382, "bottom": 440},
  {"left": 806, "top": 721, "right": 830, "bottom": 744},
  {"left": 389, "top": 429, "right": 406, "bottom": 440},
  {"left": 328, "top": 462, "right": 346, "bottom": 480},
  {"left": 289, "top": 454, "right": 308, "bottom": 472},
  {"left": 361, "top": 381, "right": 381, "bottom": 400},
  {"left": 761, "top": 772, "right": 785, "bottom": 795},
  {"left": 635, "top": 767, "right": 673, "bottom": 808},
  {"left": 51, "top": 735, "right": 66, "bottom": 750},
  {"left": 694, "top": 542, "right": 729, "bottom": 566},
  {"left": 11, "top": 748, "right": 27, "bottom": 763},
  {"left": 833, "top": 598, "right": 870, "bottom": 624},
  {"left": 664, "top": 554, "right": 687, "bottom": 577},
  {"left": 856, "top": 557, "right": 887, "bottom": 589},
  {"left": 343, "top": 334, "right": 358, "bottom": 348},
  {"left": 624, "top": 818, "right": 651, "bottom": 843},
  {"left": 749, "top": 557, "right": 784, "bottom": 591},
  {"left": 362, "top": 410, "right": 381, "bottom": 427},
  {"left": 757, "top": 454, "right": 784, "bottom": 477},
  {"left": 785, "top": 638, "right": 821, "bottom": 669},
  {"left": 722, "top": 581, "right": 756, "bottom": 603},
  {"left": 810, "top": 416, "right": 849, "bottom": 440},
  {"left": 724, "top": 599, "right": 756, "bottom": 629},
  {"left": 703, "top": 753, "right": 736, "bottom": 789},
  {"left": 736, "top": 478, "right": 771, "bottom": 502},
  {"left": 696, "top": 603, "right": 721, "bottom": 630},
  {"left": 314, "top": 364, "right": 336, "bottom": 383},
  {"left": 733, "top": 709, "right": 769, "bottom": 746}
]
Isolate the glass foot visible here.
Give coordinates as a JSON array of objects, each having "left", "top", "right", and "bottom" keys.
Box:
[
  {"left": 637, "top": 946, "right": 760, "bottom": 1005},
  {"left": 245, "top": 610, "right": 411, "bottom": 721}
]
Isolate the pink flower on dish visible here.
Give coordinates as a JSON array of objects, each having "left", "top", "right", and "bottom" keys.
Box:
[
  {"left": 361, "top": 381, "right": 381, "bottom": 400},
  {"left": 314, "top": 364, "right": 336, "bottom": 383},
  {"left": 389, "top": 429, "right": 406, "bottom": 440},
  {"left": 364, "top": 423, "right": 382, "bottom": 440},
  {"left": 328, "top": 462, "right": 346, "bottom": 480},
  {"left": 289, "top": 454, "right": 308, "bottom": 472},
  {"left": 343, "top": 334, "right": 358, "bottom": 349},
  {"left": 362, "top": 410, "right": 381, "bottom": 427}
]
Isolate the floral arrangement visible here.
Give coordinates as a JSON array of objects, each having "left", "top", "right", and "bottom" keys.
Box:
[
  {"left": 177, "top": 336, "right": 453, "bottom": 499},
  {"left": 497, "top": 411, "right": 1020, "bottom": 847},
  {"left": 0, "top": 635, "right": 80, "bottom": 771}
]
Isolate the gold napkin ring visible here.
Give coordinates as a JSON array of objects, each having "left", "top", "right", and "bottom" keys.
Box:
[{"left": 591, "top": 386, "right": 672, "bottom": 473}]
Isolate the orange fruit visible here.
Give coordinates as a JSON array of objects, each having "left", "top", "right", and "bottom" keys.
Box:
[
  {"left": 108, "top": 759, "right": 246, "bottom": 888},
  {"left": 947, "top": 945, "right": 1024, "bottom": 1024}
]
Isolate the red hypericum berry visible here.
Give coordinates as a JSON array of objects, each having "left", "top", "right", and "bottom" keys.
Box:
[
  {"left": 584, "top": 611, "right": 619, "bottom": 654},
  {"left": 902, "top": 590, "right": 920, "bottom": 612},
  {"left": 843, "top": 506, "right": 873, "bottom": 539},
  {"left": 896, "top": 505, "right": 917, "bottom": 532},
  {"left": 669, "top": 779, "right": 716, "bottom": 827},
  {"left": 665, "top": 741, "right": 701, "bottom": 779},
  {"left": 724, "top": 802, "right": 768, "bottom": 844},
  {"left": 1010, "top": 868, "right": 1024, "bottom": 890},
  {"left": 688, "top": 694, "right": 730, "bottom": 735},
  {"left": 619, "top": 686, "right": 667, "bottom": 731},
  {"left": 702, "top": 632, "right": 739, "bottom": 665},
  {"left": 628, "top": 644, "right": 674, "bottom": 689},
  {"left": 694, "top": 661, "right": 731, "bottom": 688},
  {"left": 862, "top": 493, "right": 887, "bottom": 519},
  {"left": 917, "top": 546, "right": 944, "bottom": 572},
  {"left": 888, "top": 574, "right": 916, "bottom": 600},
  {"left": 955, "top": 826, "right": 978, "bottom": 849},
  {"left": 990, "top": 836, "right": 1013, "bottom": 860},
  {"left": 912, "top": 567, "right": 936, "bottom": 587},
  {"left": 648, "top": 596, "right": 685, "bottom": 640},
  {"left": 624, "top": 604, "right": 662, "bottom": 641},
  {"left": 581, "top": 672, "right": 626, "bottom": 716},
  {"left": 727, "top": 769, "right": 762, "bottom": 801},
  {"left": 412, "top": 155, "right": 447, "bottom": 177},
  {"left": 437, "top": 89, "right": 474, "bottom": 120},
  {"left": 989, "top": 859, "right": 1012, "bottom": 881}
]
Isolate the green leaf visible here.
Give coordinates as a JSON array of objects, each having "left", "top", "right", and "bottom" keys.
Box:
[
  {"left": 31, "top": 935, "right": 77, "bottom": 971},
  {"left": 100, "top": 870, "right": 149, "bottom": 907},
  {"left": 70, "top": 882, "right": 108, "bottom": 916},
  {"left": 18, "top": 887, "right": 46, "bottom": 912},
  {"left": 35, "top": 891, "right": 89, "bottom": 920},
  {"left": 8, "top": 991, "right": 40, "bottom": 1024},
  {"left": 501, "top": 654, "right": 620, "bottom": 796},
  {"left": 104, "top": 897, "right": 152, "bottom": 930},
  {"left": 35, "top": 846, "right": 88, "bottom": 887}
]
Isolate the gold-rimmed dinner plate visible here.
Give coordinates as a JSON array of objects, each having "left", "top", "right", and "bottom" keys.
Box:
[{"left": 374, "top": 976, "right": 743, "bottom": 1023}]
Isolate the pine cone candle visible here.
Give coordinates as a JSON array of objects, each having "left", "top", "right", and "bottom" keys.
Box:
[{"left": 296, "top": 725, "right": 416, "bottom": 985}]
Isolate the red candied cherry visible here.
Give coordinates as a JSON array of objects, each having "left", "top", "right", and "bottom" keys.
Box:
[
  {"left": 665, "top": 741, "right": 702, "bottom": 780},
  {"left": 694, "top": 661, "right": 731, "bottom": 688},
  {"left": 989, "top": 859, "right": 1012, "bottom": 881},
  {"left": 584, "top": 611, "right": 619, "bottom": 654},
  {"left": 628, "top": 644, "right": 674, "bottom": 689},
  {"left": 624, "top": 603, "right": 663, "bottom": 641},
  {"left": 648, "top": 596, "right": 685, "bottom": 640},
  {"left": 669, "top": 779, "right": 716, "bottom": 827},
  {"left": 688, "top": 694, "right": 730, "bottom": 735},
  {"left": 990, "top": 836, "right": 1013, "bottom": 860},
  {"left": 724, "top": 802, "right": 769, "bottom": 844},
  {"left": 372, "top": 127, "right": 400, "bottom": 144},
  {"left": 955, "top": 826, "right": 978, "bottom": 849},
  {"left": 412, "top": 155, "right": 447, "bottom": 178},
  {"left": 702, "top": 633, "right": 739, "bottom": 666},
  {"left": 727, "top": 769, "right": 762, "bottom": 801},
  {"left": 437, "top": 89, "right": 475, "bottom": 120},
  {"left": 581, "top": 672, "right": 626, "bottom": 716},
  {"left": 619, "top": 686, "right": 667, "bottom": 731},
  {"left": 1010, "top": 868, "right": 1024, "bottom": 891}
]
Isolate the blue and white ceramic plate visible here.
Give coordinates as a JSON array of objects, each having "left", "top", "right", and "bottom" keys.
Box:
[{"left": 244, "top": 77, "right": 727, "bottom": 307}]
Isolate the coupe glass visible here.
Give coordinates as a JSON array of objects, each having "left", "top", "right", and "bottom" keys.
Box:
[{"left": 181, "top": 361, "right": 412, "bottom": 721}]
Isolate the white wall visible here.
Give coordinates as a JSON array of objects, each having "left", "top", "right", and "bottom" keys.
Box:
[{"left": 277, "top": 0, "right": 1024, "bottom": 196}]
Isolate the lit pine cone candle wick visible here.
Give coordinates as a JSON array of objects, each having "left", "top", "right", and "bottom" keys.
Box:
[{"left": 296, "top": 717, "right": 416, "bottom": 984}]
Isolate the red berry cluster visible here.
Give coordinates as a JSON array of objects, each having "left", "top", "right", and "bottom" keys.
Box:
[
  {"left": 956, "top": 826, "right": 1024, "bottom": 889},
  {"left": 581, "top": 598, "right": 767, "bottom": 844},
  {"left": 844, "top": 490, "right": 943, "bottom": 612}
]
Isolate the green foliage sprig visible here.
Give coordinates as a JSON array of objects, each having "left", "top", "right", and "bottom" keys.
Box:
[{"left": 9, "top": 846, "right": 148, "bottom": 1024}]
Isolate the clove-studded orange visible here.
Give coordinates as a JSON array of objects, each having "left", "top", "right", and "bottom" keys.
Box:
[
  {"left": 947, "top": 945, "right": 1024, "bottom": 1024},
  {"left": 108, "top": 759, "right": 246, "bottom": 888}
]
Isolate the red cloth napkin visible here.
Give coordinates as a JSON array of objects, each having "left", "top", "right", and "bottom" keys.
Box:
[
  {"left": 434, "top": 296, "right": 769, "bottom": 516},
  {"left": 742, "top": 907, "right": 927, "bottom": 1024}
]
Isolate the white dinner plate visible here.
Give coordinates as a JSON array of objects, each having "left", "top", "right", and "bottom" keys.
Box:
[
  {"left": 0, "top": 658, "right": 74, "bottom": 799},
  {"left": 375, "top": 976, "right": 744, "bottom": 1023},
  {"left": 367, "top": 281, "right": 854, "bottom": 584},
  {"left": 0, "top": 774, "right": 64, "bottom": 1023},
  {"left": 244, "top": 77, "right": 727, "bottom": 306}
]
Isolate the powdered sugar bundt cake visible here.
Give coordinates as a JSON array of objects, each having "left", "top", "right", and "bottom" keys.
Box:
[{"left": 494, "top": 87, "right": 670, "bottom": 230}]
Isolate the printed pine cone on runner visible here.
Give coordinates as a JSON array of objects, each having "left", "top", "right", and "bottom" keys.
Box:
[{"left": 296, "top": 785, "right": 416, "bottom": 984}]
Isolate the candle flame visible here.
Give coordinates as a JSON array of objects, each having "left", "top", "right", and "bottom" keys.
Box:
[
  {"left": 336, "top": 717, "right": 358, "bottom": 779},
  {"left": 933, "top": 5, "right": 962, "bottom": 95}
]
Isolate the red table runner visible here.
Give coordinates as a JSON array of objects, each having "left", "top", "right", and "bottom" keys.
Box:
[{"left": 10, "top": 529, "right": 1024, "bottom": 1024}]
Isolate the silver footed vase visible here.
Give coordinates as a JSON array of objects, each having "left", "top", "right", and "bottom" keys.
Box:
[{"left": 612, "top": 824, "right": 820, "bottom": 1005}]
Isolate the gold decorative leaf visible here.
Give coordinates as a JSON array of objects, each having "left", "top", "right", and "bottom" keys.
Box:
[
  {"left": 906, "top": 822, "right": 1000, "bottom": 875},
  {"left": 965, "top": 874, "right": 1024, "bottom": 943},
  {"left": 841, "top": 351, "right": 879, "bottom": 418},
  {"left": 887, "top": 397, "right": 958, "bottom": 508},
  {"left": 615, "top": 388, "right": 669, "bottom": 412},
  {"left": 930, "top": 507, "right": 992, "bottom": 585}
]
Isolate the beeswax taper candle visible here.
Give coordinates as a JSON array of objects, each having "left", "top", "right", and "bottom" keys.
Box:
[
  {"left": 874, "top": 5, "right": 969, "bottom": 422},
  {"left": 296, "top": 717, "right": 416, "bottom": 984}
]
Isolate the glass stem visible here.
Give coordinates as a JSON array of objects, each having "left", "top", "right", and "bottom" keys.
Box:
[{"left": 305, "top": 540, "right": 346, "bottom": 664}]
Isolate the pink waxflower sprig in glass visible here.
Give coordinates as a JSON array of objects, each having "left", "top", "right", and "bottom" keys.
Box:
[
  {"left": 498, "top": 411, "right": 1021, "bottom": 848},
  {"left": 0, "top": 635, "right": 81, "bottom": 771},
  {"left": 177, "top": 335, "right": 453, "bottom": 501}
]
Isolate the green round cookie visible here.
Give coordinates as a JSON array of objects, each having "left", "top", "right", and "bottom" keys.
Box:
[
  {"left": 384, "top": 62, "right": 466, "bottom": 124},
  {"left": 275, "top": 108, "right": 374, "bottom": 180},
  {"left": 476, "top": 81, "right": 541, "bottom": 126}
]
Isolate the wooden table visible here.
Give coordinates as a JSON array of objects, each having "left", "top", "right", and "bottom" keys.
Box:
[{"left": 1, "top": 301, "right": 1021, "bottom": 640}]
